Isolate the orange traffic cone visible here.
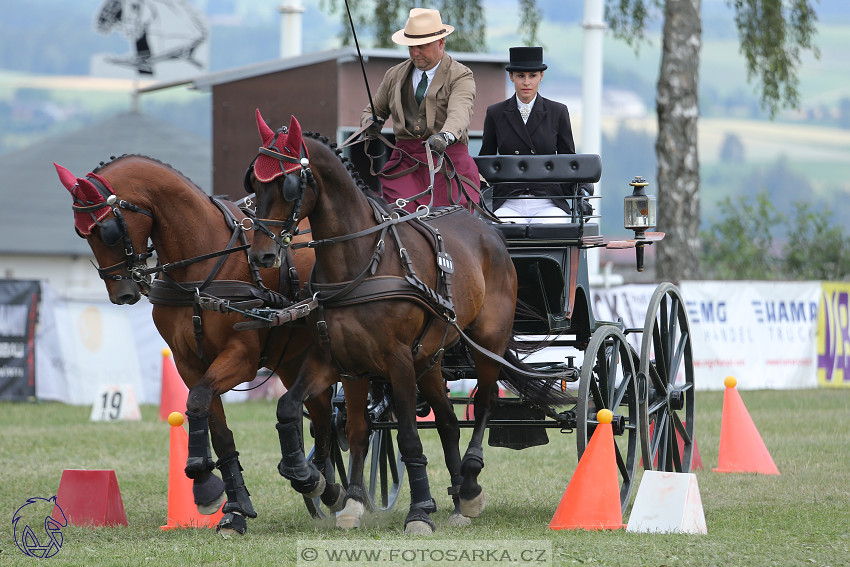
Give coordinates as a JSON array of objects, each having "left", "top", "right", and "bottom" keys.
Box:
[
  {"left": 161, "top": 412, "right": 223, "bottom": 530},
  {"left": 159, "top": 348, "right": 189, "bottom": 421},
  {"left": 549, "top": 409, "right": 625, "bottom": 530},
  {"left": 713, "top": 376, "right": 779, "bottom": 475}
]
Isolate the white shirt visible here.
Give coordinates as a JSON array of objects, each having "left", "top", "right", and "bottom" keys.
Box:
[
  {"left": 517, "top": 95, "right": 538, "bottom": 123},
  {"left": 412, "top": 62, "right": 441, "bottom": 98}
]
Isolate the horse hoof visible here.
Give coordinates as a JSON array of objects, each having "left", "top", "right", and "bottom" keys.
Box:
[
  {"left": 335, "top": 499, "right": 365, "bottom": 530},
  {"left": 197, "top": 491, "right": 226, "bottom": 515},
  {"left": 216, "top": 512, "right": 247, "bottom": 539},
  {"left": 447, "top": 512, "right": 471, "bottom": 527},
  {"left": 460, "top": 492, "right": 486, "bottom": 518},
  {"left": 404, "top": 520, "right": 436, "bottom": 535}
]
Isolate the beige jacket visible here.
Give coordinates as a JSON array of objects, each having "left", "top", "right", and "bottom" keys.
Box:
[{"left": 361, "top": 53, "right": 475, "bottom": 145}]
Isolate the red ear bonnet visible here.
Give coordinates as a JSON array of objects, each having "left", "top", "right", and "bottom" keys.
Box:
[
  {"left": 55, "top": 162, "right": 113, "bottom": 236},
  {"left": 253, "top": 109, "right": 307, "bottom": 183}
]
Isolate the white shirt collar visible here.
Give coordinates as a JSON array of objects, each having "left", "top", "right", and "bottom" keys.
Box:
[
  {"left": 413, "top": 61, "right": 441, "bottom": 91},
  {"left": 517, "top": 94, "right": 538, "bottom": 111}
]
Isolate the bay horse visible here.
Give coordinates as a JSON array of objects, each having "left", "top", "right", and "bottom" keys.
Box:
[
  {"left": 54, "top": 155, "right": 362, "bottom": 535},
  {"left": 245, "top": 111, "right": 570, "bottom": 534}
]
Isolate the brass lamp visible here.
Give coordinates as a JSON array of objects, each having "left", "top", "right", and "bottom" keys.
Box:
[{"left": 623, "top": 176, "right": 656, "bottom": 271}]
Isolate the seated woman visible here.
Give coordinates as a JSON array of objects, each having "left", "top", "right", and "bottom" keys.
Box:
[{"left": 479, "top": 46, "right": 593, "bottom": 223}]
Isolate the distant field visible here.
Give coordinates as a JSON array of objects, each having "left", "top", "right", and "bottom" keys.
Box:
[{"left": 2, "top": 389, "right": 849, "bottom": 566}]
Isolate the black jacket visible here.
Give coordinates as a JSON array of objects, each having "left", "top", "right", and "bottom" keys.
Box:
[{"left": 479, "top": 94, "right": 592, "bottom": 213}]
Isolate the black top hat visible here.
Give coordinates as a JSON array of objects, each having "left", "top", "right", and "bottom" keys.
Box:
[{"left": 505, "top": 47, "right": 547, "bottom": 72}]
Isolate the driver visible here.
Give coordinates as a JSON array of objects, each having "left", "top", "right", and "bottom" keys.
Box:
[{"left": 360, "top": 8, "right": 480, "bottom": 213}]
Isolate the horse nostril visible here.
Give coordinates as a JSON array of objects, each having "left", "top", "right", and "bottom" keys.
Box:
[{"left": 116, "top": 292, "right": 140, "bottom": 305}]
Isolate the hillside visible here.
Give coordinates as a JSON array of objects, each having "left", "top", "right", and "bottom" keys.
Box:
[{"left": 1, "top": 0, "right": 848, "bottom": 236}]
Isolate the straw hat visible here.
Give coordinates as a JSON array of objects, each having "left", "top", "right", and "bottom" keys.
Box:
[{"left": 391, "top": 8, "right": 455, "bottom": 46}]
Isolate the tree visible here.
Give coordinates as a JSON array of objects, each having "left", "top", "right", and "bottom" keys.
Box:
[
  {"left": 701, "top": 192, "right": 850, "bottom": 281},
  {"left": 607, "top": 0, "right": 818, "bottom": 282},
  {"left": 701, "top": 192, "right": 783, "bottom": 280}
]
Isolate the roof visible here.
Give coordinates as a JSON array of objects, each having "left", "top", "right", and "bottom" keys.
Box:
[
  {"left": 0, "top": 111, "right": 211, "bottom": 256},
  {"left": 189, "top": 46, "right": 509, "bottom": 90}
]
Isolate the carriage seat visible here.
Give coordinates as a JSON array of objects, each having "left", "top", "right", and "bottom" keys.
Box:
[
  {"left": 474, "top": 154, "right": 602, "bottom": 185},
  {"left": 494, "top": 222, "right": 600, "bottom": 241}
]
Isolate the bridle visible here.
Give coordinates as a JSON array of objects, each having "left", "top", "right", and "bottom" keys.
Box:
[
  {"left": 71, "top": 174, "right": 155, "bottom": 289},
  {"left": 244, "top": 126, "right": 317, "bottom": 250}
]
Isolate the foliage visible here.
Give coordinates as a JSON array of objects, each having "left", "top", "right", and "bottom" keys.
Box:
[
  {"left": 701, "top": 192, "right": 783, "bottom": 279},
  {"left": 701, "top": 191, "right": 850, "bottom": 280},
  {"left": 782, "top": 201, "right": 850, "bottom": 280},
  {"left": 732, "top": 0, "right": 820, "bottom": 117},
  {"left": 606, "top": 0, "right": 820, "bottom": 117},
  {"left": 318, "top": 0, "right": 540, "bottom": 52}
]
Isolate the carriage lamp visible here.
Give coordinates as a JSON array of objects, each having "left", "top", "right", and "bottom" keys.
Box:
[{"left": 624, "top": 177, "right": 656, "bottom": 272}]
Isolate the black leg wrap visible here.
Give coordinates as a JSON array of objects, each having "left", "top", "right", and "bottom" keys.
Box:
[
  {"left": 321, "top": 482, "right": 344, "bottom": 508},
  {"left": 276, "top": 420, "right": 323, "bottom": 494},
  {"left": 217, "top": 452, "right": 257, "bottom": 519},
  {"left": 461, "top": 445, "right": 484, "bottom": 475},
  {"left": 216, "top": 512, "right": 247, "bottom": 537},
  {"left": 185, "top": 410, "right": 215, "bottom": 479},
  {"left": 405, "top": 458, "right": 434, "bottom": 508},
  {"left": 448, "top": 474, "right": 464, "bottom": 503}
]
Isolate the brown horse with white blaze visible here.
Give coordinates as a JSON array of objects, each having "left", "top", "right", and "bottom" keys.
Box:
[
  {"left": 54, "top": 155, "right": 362, "bottom": 535},
  {"left": 245, "top": 111, "right": 568, "bottom": 534}
]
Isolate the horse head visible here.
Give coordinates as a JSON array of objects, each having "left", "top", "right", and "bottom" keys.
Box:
[
  {"left": 246, "top": 109, "right": 317, "bottom": 268},
  {"left": 54, "top": 161, "right": 153, "bottom": 305}
]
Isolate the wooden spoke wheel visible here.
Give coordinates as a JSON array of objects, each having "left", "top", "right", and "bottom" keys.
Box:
[
  {"left": 638, "top": 282, "right": 695, "bottom": 473},
  {"left": 577, "top": 324, "right": 640, "bottom": 512},
  {"left": 304, "top": 387, "right": 404, "bottom": 518}
]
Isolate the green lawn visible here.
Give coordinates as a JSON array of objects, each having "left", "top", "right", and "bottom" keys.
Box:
[{"left": 2, "top": 388, "right": 849, "bottom": 566}]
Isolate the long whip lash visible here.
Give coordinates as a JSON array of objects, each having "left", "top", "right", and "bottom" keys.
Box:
[{"left": 344, "top": 0, "right": 378, "bottom": 123}]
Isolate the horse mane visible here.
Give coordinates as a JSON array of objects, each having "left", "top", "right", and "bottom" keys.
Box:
[
  {"left": 302, "top": 132, "right": 381, "bottom": 201},
  {"left": 91, "top": 154, "right": 206, "bottom": 194}
]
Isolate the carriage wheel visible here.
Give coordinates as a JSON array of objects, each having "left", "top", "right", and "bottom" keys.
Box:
[
  {"left": 638, "top": 282, "right": 695, "bottom": 473},
  {"left": 576, "top": 324, "right": 640, "bottom": 512},
  {"left": 303, "top": 389, "right": 404, "bottom": 518}
]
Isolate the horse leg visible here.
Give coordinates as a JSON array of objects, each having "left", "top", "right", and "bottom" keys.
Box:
[
  {"left": 459, "top": 356, "right": 503, "bottom": 519},
  {"left": 335, "top": 377, "right": 370, "bottom": 529},
  {"left": 417, "top": 367, "right": 467, "bottom": 527},
  {"left": 389, "top": 369, "right": 438, "bottom": 535},
  {"left": 304, "top": 387, "right": 346, "bottom": 513},
  {"left": 187, "top": 387, "right": 259, "bottom": 537},
  {"left": 275, "top": 354, "right": 337, "bottom": 498},
  {"left": 184, "top": 383, "right": 227, "bottom": 514}
]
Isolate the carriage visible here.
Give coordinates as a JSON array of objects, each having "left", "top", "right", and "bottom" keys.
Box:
[
  {"left": 292, "top": 150, "right": 695, "bottom": 521},
  {"left": 57, "top": 116, "right": 694, "bottom": 535}
]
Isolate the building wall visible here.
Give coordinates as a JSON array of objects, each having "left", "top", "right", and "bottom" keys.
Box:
[
  {"left": 211, "top": 59, "right": 339, "bottom": 199},
  {"left": 0, "top": 254, "right": 108, "bottom": 301}
]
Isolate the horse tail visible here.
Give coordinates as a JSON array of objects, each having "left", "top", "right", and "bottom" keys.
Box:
[{"left": 497, "top": 348, "right": 578, "bottom": 407}]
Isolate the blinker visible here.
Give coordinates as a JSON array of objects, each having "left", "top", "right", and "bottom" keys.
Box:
[
  {"left": 98, "top": 218, "right": 123, "bottom": 247},
  {"left": 281, "top": 173, "right": 303, "bottom": 202}
]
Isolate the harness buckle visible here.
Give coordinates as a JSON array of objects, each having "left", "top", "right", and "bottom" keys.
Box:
[{"left": 239, "top": 217, "right": 255, "bottom": 231}]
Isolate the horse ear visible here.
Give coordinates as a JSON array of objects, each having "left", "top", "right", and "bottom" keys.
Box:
[
  {"left": 255, "top": 108, "right": 275, "bottom": 145},
  {"left": 54, "top": 162, "right": 79, "bottom": 192},
  {"left": 287, "top": 115, "right": 302, "bottom": 144}
]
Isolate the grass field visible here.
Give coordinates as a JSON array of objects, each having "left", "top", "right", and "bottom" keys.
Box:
[{"left": 2, "top": 388, "right": 849, "bottom": 566}]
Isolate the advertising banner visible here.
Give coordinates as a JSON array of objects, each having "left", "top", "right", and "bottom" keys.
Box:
[
  {"left": 817, "top": 282, "right": 850, "bottom": 387},
  {"left": 0, "top": 280, "right": 41, "bottom": 400},
  {"left": 680, "top": 281, "right": 819, "bottom": 390}
]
